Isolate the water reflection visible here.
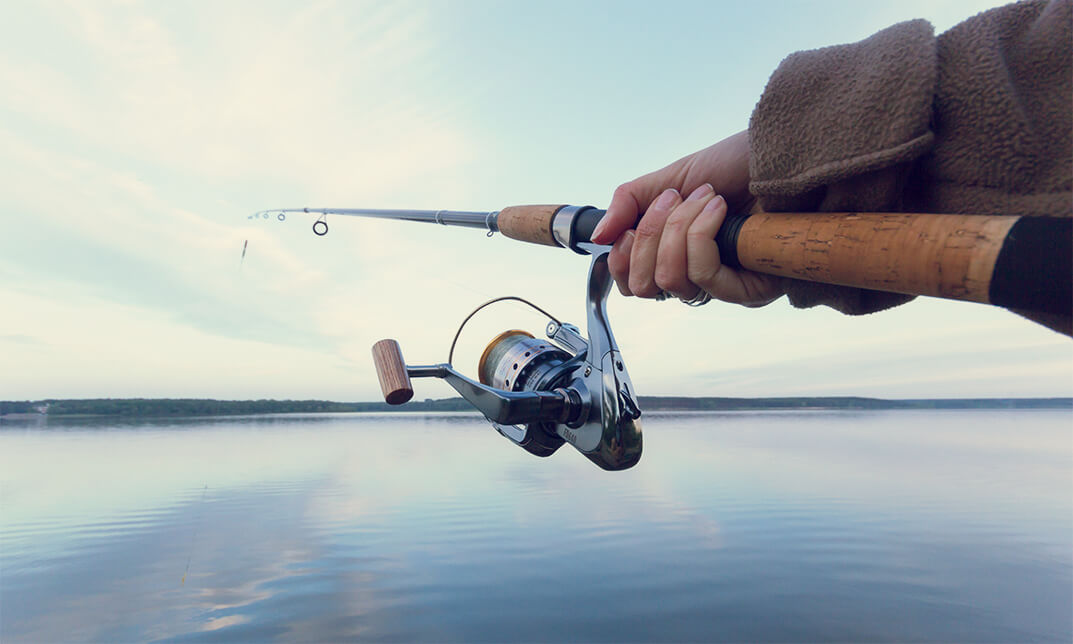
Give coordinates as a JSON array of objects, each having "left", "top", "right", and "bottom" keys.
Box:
[{"left": 1, "top": 411, "right": 1070, "bottom": 642}]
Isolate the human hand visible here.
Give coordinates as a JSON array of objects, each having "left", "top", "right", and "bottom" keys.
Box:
[{"left": 590, "top": 130, "right": 784, "bottom": 307}]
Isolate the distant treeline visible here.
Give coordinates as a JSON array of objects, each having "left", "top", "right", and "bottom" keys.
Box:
[
  {"left": 638, "top": 396, "right": 1073, "bottom": 410},
  {"left": 1, "top": 396, "right": 1070, "bottom": 418},
  {"left": 0, "top": 398, "right": 470, "bottom": 417}
]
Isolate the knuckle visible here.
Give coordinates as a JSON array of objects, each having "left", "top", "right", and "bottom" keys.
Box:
[
  {"left": 629, "top": 274, "right": 658, "bottom": 298},
  {"left": 686, "top": 225, "right": 713, "bottom": 241},
  {"left": 612, "top": 182, "right": 636, "bottom": 199},
  {"left": 687, "top": 263, "right": 720, "bottom": 290},
  {"left": 635, "top": 216, "right": 664, "bottom": 238},
  {"left": 653, "top": 267, "right": 686, "bottom": 293},
  {"left": 663, "top": 211, "right": 691, "bottom": 234}
]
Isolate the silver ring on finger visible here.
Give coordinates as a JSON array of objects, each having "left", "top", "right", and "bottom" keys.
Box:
[{"left": 678, "top": 289, "right": 712, "bottom": 307}]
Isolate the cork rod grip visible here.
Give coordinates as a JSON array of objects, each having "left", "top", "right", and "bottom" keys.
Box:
[
  {"left": 734, "top": 212, "right": 1019, "bottom": 304},
  {"left": 371, "top": 339, "right": 413, "bottom": 405},
  {"left": 497, "top": 205, "right": 564, "bottom": 246}
]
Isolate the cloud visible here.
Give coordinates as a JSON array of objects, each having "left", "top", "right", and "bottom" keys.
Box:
[{"left": 7, "top": 1, "right": 478, "bottom": 194}]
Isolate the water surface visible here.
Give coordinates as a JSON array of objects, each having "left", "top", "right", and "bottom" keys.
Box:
[{"left": 2, "top": 410, "right": 1070, "bottom": 642}]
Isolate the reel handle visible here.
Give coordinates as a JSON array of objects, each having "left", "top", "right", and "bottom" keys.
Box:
[{"left": 371, "top": 339, "right": 413, "bottom": 405}]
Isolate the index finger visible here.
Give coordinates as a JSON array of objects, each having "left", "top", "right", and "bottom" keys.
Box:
[{"left": 591, "top": 180, "right": 665, "bottom": 245}]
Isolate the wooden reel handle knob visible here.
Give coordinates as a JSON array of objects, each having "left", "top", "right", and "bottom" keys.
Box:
[{"left": 371, "top": 339, "right": 413, "bottom": 405}]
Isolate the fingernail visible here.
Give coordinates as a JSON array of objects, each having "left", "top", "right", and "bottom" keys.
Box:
[
  {"left": 591, "top": 216, "right": 608, "bottom": 241},
  {"left": 686, "top": 183, "right": 714, "bottom": 201},
  {"left": 653, "top": 188, "right": 679, "bottom": 210},
  {"left": 702, "top": 194, "right": 726, "bottom": 213}
]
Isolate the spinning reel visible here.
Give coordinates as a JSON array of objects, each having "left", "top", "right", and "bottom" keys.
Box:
[{"left": 372, "top": 243, "right": 643, "bottom": 470}]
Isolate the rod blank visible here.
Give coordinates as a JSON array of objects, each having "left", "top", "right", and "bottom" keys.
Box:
[{"left": 255, "top": 207, "right": 498, "bottom": 230}]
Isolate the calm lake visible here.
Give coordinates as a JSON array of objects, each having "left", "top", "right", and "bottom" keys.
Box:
[{"left": 1, "top": 410, "right": 1070, "bottom": 642}]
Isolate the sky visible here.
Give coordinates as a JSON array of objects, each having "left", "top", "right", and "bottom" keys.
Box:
[{"left": 1, "top": 0, "right": 1069, "bottom": 402}]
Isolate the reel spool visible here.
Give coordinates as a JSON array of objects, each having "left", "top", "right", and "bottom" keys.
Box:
[
  {"left": 478, "top": 330, "right": 577, "bottom": 457},
  {"left": 479, "top": 330, "right": 571, "bottom": 392}
]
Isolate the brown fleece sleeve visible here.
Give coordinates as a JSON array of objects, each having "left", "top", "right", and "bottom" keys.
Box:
[
  {"left": 748, "top": 0, "right": 1073, "bottom": 325},
  {"left": 749, "top": 20, "right": 937, "bottom": 202},
  {"left": 919, "top": 0, "right": 1072, "bottom": 216},
  {"left": 748, "top": 19, "right": 938, "bottom": 314}
]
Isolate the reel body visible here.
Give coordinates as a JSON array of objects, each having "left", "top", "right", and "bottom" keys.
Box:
[{"left": 371, "top": 245, "right": 642, "bottom": 470}]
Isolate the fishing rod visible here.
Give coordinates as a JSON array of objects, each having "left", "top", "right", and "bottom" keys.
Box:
[
  {"left": 256, "top": 205, "right": 1070, "bottom": 314},
  {"left": 254, "top": 204, "right": 1071, "bottom": 470}
]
